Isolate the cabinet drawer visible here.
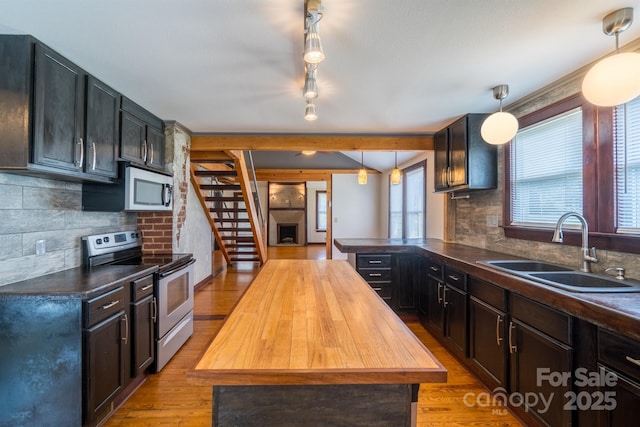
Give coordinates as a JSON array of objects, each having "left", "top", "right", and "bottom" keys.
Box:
[
  {"left": 510, "top": 294, "right": 571, "bottom": 345},
  {"left": 85, "top": 286, "right": 126, "bottom": 327},
  {"left": 425, "top": 258, "right": 443, "bottom": 280},
  {"left": 444, "top": 266, "right": 466, "bottom": 291},
  {"left": 357, "top": 254, "right": 391, "bottom": 268},
  {"left": 468, "top": 276, "right": 506, "bottom": 311},
  {"left": 370, "top": 284, "right": 392, "bottom": 300},
  {"left": 359, "top": 268, "right": 392, "bottom": 283},
  {"left": 598, "top": 328, "right": 640, "bottom": 381},
  {"left": 132, "top": 274, "right": 154, "bottom": 302}
]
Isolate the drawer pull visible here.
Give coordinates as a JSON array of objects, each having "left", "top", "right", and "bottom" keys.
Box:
[
  {"left": 101, "top": 300, "right": 120, "bottom": 310},
  {"left": 368, "top": 273, "right": 382, "bottom": 277},
  {"left": 448, "top": 274, "right": 460, "bottom": 281},
  {"left": 496, "top": 315, "right": 503, "bottom": 346},
  {"left": 430, "top": 266, "right": 439, "bottom": 272},
  {"left": 372, "top": 287, "right": 382, "bottom": 291},
  {"left": 626, "top": 356, "right": 640, "bottom": 367},
  {"left": 368, "top": 260, "right": 382, "bottom": 264},
  {"left": 141, "top": 284, "right": 154, "bottom": 291}
]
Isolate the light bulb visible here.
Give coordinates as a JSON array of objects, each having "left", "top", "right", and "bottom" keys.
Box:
[{"left": 481, "top": 111, "right": 519, "bottom": 145}]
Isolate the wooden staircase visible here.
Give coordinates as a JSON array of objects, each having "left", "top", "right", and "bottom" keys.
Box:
[{"left": 190, "top": 150, "right": 267, "bottom": 266}]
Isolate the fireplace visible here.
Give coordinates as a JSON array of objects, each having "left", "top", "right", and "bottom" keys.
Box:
[{"left": 277, "top": 224, "right": 298, "bottom": 244}]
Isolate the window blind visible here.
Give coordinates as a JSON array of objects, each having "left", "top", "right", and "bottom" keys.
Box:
[
  {"left": 614, "top": 97, "right": 640, "bottom": 234},
  {"left": 405, "top": 166, "right": 425, "bottom": 238},
  {"left": 510, "top": 107, "right": 583, "bottom": 227},
  {"left": 389, "top": 175, "right": 403, "bottom": 238}
]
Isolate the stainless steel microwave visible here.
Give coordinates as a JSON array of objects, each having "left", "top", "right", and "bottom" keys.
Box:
[
  {"left": 124, "top": 166, "right": 173, "bottom": 211},
  {"left": 82, "top": 165, "right": 173, "bottom": 212}
]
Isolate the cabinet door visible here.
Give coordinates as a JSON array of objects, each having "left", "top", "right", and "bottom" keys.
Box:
[
  {"left": 85, "top": 76, "right": 119, "bottom": 178},
  {"left": 599, "top": 367, "right": 640, "bottom": 427},
  {"left": 426, "top": 276, "right": 445, "bottom": 334},
  {"left": 509, "top": 319, "right": 572, "bottom": 427},
  {"left": 145, "top": 125, "right": 165, "bottom": 170},
  {"left": 469, "top": 297, "right": 507, "bottom": 389},
  {"left": 393, "top": 255, "right": 419, "bottom": 312},
  {"left": 433, "top": 128, "right": 449, "bottom": 191},
  {"left": 448, "top": 117, "right": 468, "bottom": 187},
  {"left": 119, "top": 110, "right": 146, "bottom": 163},
  {"left": 444, "top": 285, "right": 467, "bottom": 357},
  {"left": 132, "top": 295, "right": 155, "bottom": 377},
  {"left": 33, "top": 43, "right": 84, "bottom": 171},
  {"left": 84, "top": 312, "right": 127, "bottom": 423}
]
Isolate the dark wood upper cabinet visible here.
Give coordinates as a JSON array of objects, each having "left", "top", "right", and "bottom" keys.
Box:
[
  {"left": 433, "top": 113, "right": 497, "bottom": 193},
  {"left": 119, "top": 96, "right": 165, "bottom": 172},
  {"left": 85, "top": 76, "right": 120, "bottom": 178},
  {"left": 33, "top": 42, "right": 84, "bottom": 172}
]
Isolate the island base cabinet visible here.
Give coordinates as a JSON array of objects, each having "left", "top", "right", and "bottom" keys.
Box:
[
  {"left": 509, "top": 320, "right": 572, "bottom": 427},
  {"left": 213, "top": 384, "right": 414, "bottom": 427}
]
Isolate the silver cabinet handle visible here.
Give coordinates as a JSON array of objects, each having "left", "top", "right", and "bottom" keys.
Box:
[
  {"left": 437, "top": 283, "right": 443, "bottom": 304},
  {"left": 91, "top": 142, "right": 97, "bottom": 170},
  {"left": 121, "top": 314, "right": 129, "bottom": 344},
  {"left": 496, "top": 315, "right": 503, "bottom": 346},
  {"left": 368, "top": 260, "right": 382, "bottom": 264},
  {"left": 141, "top": 284, "right": 153, "bottom": 291},
  {"left": 442, "top": 286, "right": 449, "bottom": 307},
  {"left": 149, "top": 143, "right": 154, "bottom": 165},
  {"left": 448, "top": 274, "right": 460, "bottom": 281},
  {"left": 151, "top": 297, "right": 157, "bottom": 323},
  {"left": 626, "top": 356, "right": 640, "bottom": 367},
  {"left": 368, "top": 273, "right": 382, "bottom": 277},
  {"left": 430, "top": 266, "right": 439, "bottom": 272},
  {"left": 447, "top": 166, "right": 452, "bottom": 186},
  {"left": 509, "top": 321, "right": 517, "bottom": 354},
  {"left": 372, "top": 287, "right": 382, "bottom": 291},
  {"left": 76, "top": 138, "right": 84, "bottom": 167},
  {"left": 101, "top": 300, "right": 120, "bottom": 310},
  {"left": 142, "top": 140, "right": 148, "bottom": 163}
]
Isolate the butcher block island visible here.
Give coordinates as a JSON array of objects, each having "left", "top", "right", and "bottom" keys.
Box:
[{"left": 191, "top": 259, "right": 447, "bottom": 426}]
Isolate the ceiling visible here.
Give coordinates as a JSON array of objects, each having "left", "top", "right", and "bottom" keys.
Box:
[{"left": 1, "top": 1, "right": 639, "bottom": 170}]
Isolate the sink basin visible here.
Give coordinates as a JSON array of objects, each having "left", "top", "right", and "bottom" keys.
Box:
[
  {"left": 481, "top": 260, "right": 572, "bottom": 272},
  {"left": 528, "top": 272, "right": 640, "bottom": 293},
  {"left": 479, "top": 260, "right": 640, "bottom": 293}
]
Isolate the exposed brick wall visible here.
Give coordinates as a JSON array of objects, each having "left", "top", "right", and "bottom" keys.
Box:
[{"left": 138, "top": 212, "right": 173, "bottom": 254}]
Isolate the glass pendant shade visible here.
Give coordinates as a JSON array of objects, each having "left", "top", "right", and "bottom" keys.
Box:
[
  {"left": 582, "top": 52, "right": 640, "bottom": 106},
  {"left": 481, "top": 111, "right": 519, "bottom": 145},
  {"left": 390, "top": 167, "right": 401, "bottom": 185},
  {"left": 304, "top": 101, "right": 317, "bottom": 121},
  {"left": 358, "top": 168, "right": 368, "bottom": 185},
  {"left": 303, "top": 23, "right": 325, "bottom": 64}
]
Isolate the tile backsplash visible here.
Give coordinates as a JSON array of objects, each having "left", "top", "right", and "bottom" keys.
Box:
[{"left": 0, "top": 172, "right": 136, "bottom": 286}]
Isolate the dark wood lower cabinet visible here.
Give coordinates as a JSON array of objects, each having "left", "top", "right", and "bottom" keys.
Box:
[
  {"left": 132, "top": 294, "right": 155, "bottom": 376},
  {"left": 598, "top": 368, "right": 640, "bottom": 427},
  {"left": 509, "top": 319, "right": 573, "bottom": 427},
  {"left": 444, "top": 284, "right": 467, "bottom": 357},
  {"left": 469, "top": 296, "right": 508, "bottom": 389}
]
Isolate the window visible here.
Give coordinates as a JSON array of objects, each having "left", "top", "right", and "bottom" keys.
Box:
[
  {"left": 388, "top": 161, "right": 426, "bottom": 239},
  {"left": 504, "top": 94, "right": 640, "bottom": 253},
  {"left": 316, "top": 191, "right": 327, "bottom": 231}
]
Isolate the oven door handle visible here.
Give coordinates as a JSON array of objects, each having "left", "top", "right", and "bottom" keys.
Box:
[{"left": 159, "top": 258, "right": 196, "bottom": 278}]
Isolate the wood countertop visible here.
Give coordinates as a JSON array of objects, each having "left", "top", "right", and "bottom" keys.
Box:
[
  {"left": 334, "top": 238, "right": 640, "bottom": 341},
  {"left": 191, "top": 259, "right": 447, "bottom": 385}
]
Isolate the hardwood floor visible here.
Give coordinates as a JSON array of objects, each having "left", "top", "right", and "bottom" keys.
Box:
[{"left": 105, "top": 246, "right": 524, "bottom": 426}]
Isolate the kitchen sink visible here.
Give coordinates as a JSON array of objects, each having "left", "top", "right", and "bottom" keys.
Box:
[{"left": 479, "top": 260, "right": 640, "bottom": 293}]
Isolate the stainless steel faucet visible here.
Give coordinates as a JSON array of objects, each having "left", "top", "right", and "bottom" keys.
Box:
[{"left": 552, "top": 212, "right": 598, "bottom": 273}]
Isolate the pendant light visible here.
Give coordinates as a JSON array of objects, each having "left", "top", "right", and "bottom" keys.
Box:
[
  {"left": 390, "top": 152, "right": 401, "bottom": 185},
  {"left": 480, "top": 84, "right": 519, "bottom": 145},
  {"left": 358, "top": 152, "right": 367, "bottom": 185},
  {"left": 303, "top": 64, "right": 318, "bottom": 99},
  {"left": 582, "top": 7, "right": 640, "bottom": 107},
  {"left": 304, "top": 100, "right": 317, "bottom": 121},
  {"left": 303, "top": 12, "right": 325, "bottom": 64}
]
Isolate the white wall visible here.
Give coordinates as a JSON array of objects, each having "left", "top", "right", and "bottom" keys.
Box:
[
  {"left": 306, "top": 181, "right": 327, "bottom": 244},
  {"left": 379, "top": 151, "right": 444, "bottom": 240},
  {"left": 332, "top": 173, "right": 383, "bottom": 259}
]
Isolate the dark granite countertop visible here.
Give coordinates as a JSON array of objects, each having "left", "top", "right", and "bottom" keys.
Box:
[
  {"left": 335, "top": 238, "right": 640, "bottom": 341},
  {"left": 0, "top": 264, "right": 158, "bottom": 299}
]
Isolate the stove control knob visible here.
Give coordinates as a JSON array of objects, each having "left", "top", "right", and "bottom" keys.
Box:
[
  {"left": 96, "top": 238, "right": 102, "bottom": 245},
  {"left": 103, "top": 236, "right": 110, "bottom": 243}
]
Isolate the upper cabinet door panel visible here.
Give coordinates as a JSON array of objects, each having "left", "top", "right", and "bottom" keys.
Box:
[
  {"left": 145, "top": 125, "right": 164, "bottom": 170},
  {"left": 33, "top": 43, "right": 84, "bottom": 171},
  {"left": 433, "top": 129, "right": 449, "bottom": 192},
  {"left": 448, "top": 117, "right": 468, "bottom": 187},
  {"left": 120, "top": 110, "right": 146, "bottom": 162},
  {"left": 85, "top": 76, "right": 120, "bottom": 178}
]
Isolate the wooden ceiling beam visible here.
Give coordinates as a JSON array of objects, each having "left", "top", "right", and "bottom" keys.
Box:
[
  {"left": 254, "top": 168, "right": 379, "bottom": 182},
  {"left": 191, "top": 134, "right": 434, "bottom": 152}
]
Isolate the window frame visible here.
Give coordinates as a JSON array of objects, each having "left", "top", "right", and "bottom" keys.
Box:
[
  {"left": 315, "top": 190, "right": 327, "bottom": 232},
  {"left": 388, "top": 160, "right": 427, "bottom": 239},
  {"left": 503, "top": 93, "right": 639, "bottom": 254}
]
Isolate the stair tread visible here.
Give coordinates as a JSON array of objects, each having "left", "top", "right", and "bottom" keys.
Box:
[
  {"left": 200, "top": 184, "right": 241, "bottom": 190},
  {"left": 194, "top": 170, "right": 237, "bottom": 176}
]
